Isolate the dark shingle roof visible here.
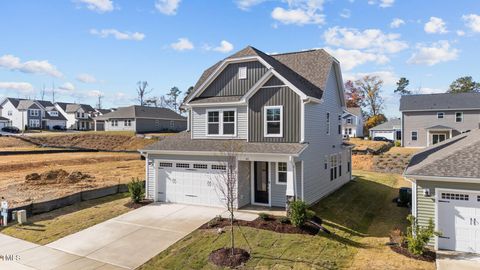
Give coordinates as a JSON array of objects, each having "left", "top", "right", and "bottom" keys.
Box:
[
  {"left": 400, "top": 92, "right": 480, "bottom": 111},
  {"left": 95, "top": 106, "right": 186, "bottom": 121},
  {"left": 142, "top": 131, "right": 307, "bottom": 155},
  {"left": 185, "top": 46, "right": 335, "bottom": 103},
  {"left": 405, "top": 129, "right": 480, "bottom": 179},
  {"left": 369, "top": 119, "right": 401, "bottom": 131},
  {"left": 56, "top": 102, "right": 95, "bottom": 113}
]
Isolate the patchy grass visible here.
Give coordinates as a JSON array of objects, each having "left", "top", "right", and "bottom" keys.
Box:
[
  {"left": 0, "top": 193, "right": 132, "bottom": 245},
  {"left": 349, "top": 138, "right": 390, "bottom": 153},
  {"left": 352, "top": 154, "right": 374, "bottom": 171},
  {"left": 387, "top": 147, "right": 420, "bottom": 155},
  {"left": 139, "top": 171, "right": 434, "bottom": 270}
]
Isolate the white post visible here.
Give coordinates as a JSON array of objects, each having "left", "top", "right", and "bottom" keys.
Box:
[{"left": 286, "top": 161, "right": 295, "bottom": 197}]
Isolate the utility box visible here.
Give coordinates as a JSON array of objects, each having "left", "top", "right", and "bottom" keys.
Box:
[{"left": 17, "top": 210, "right": 27, "bottom": 225}]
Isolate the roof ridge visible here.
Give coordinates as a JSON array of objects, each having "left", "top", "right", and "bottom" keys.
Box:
[{"left": 269, "top": 48, "right": 325, "bottom": 56}]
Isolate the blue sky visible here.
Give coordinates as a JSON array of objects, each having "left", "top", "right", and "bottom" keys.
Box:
[{"left": 0, "top": 0, "right": 479, "bottom": 117}]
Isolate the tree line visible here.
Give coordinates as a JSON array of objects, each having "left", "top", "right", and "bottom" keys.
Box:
[
  {"left": 135, "top": 81, "right": 193, "bottom": 113},
  {"left": 345, "top": 75, "right": 480, "bottom": 133}
]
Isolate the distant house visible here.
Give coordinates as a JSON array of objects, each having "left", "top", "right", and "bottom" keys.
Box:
[
  {"left": 400, "top": 92, "right": 480, "bottom": 147},
  {"left": 0, "top": 116, "right": 9, "bottom": 129},
  {"left": 0, "top": 98, "right": 67, "bottom": 130},
  {"left": 92, "top": 108, "right": 116, "bottom": 131},
  {"left": 94, "top": 105, "right": 187, "bottom": 133},
  {"left": 55, "top": 102, "right": 96, "bottom": 130},
  {"left": 404, "top": 129, "right": 480, "bottom": 253},
  {"left": 369, "top": 118, "right": 401, "bottom": 141},
  {"left": 342, "top": 107, "right": 363, "bottom": 138}
]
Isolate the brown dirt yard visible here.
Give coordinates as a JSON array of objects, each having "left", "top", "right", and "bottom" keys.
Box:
[
  {"left": 0, "top": 136, "right": 58, "bottom": 152},
  {"left": 349, "top": 137, "right": 391, "bottom": 152},
  {"left": 0, "top": 152, "right": 144, "bottom": 207}
]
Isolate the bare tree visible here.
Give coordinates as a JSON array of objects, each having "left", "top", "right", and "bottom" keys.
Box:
[
  {"left": 355, "top": 75, "right": 384, "bottom": 117},
  {"left": 40, "top": 84, "right": 47, "bottom": 101},
  {"left": 211, "top": 141, "right": 243, "bottom": 256},
  {"left": 136, "top": 81, "right": 153, "bottom": 106},
  {"left": 96, "top": 93, "right": 104, "bottom": 109},
  {"left": 51, "top": 82, "right": 56, "bottom": 103}
]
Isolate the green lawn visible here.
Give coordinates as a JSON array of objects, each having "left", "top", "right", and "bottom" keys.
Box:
[
  {"left": 139, "top": 171, "right": 432, "bottom": 270},
  {"left": 1, "top": 193, "right": 133, "bottom": 245}
]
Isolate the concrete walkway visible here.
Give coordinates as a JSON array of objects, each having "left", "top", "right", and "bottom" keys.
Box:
[
  {"left": 436, "top": 250, "right": 480, "bottom": 270},
  {"left": 1, "top": 203, "right": 224, "bottom": 270}
]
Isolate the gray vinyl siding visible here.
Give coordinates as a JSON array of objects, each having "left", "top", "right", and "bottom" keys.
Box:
[
  {"left": 148, "top": 154, "right": 228, "bottom": 163},
  {"left": 191, "top": 106, "right": 248, "bottom": 139},
  {"left": 135, "top": 118, "right": 187, "bottom": 133},
  {"left": 403, "top": 110, "right": 480, "bottom": 147},
  {"left": 296, "top": 161, "right": 303, "bottom": 200},
  {"left": 200, "top": 61, "right": 268, "bottom": 98},
  {"left": 300, "top": 64, "right": 351, "bottom": 205},
  {"left": 270, "top": 162, "right": 287, "bottom": 207},
  {"left": 248, "top": 86, "right": 301, "bottom": 143},
  {"left": 146, "top": 157, "right": 155, "bottom": 200},
  {"left": 263, "top": 76, "right": 284, "bottom": 87},
  {"left": 237, "top": 161, "right": 251, "bottom": 208}
]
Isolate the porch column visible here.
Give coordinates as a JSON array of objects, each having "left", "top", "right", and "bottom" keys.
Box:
[{"left": 286, "top": 160, "right": 295, "bottom": 198}]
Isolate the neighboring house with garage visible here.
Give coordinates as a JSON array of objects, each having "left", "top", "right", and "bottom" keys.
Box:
[
  {"left": 0, "top": 98, "right": 67, "bottom": 130},
  {"left": 94, "top": 105, "right": 187, "bottom": 133},
  {"left": 55, "top": 102, "right": 96, "bottom": 130},
  {"left": 0, "top": 116, "right": 10, "bottom": 128},
  {"left": 369, "top": 118, "right": 401, "bottom": 141},
  {"left": 140, "top": 46, "right": 353, "bottom": 209},
  {"left": 342, "top": 106, "right": 363, "bottom": 138},
  {"left": 92, "top": 108, "right": 116, "bottom": 131},
  {"left": 404, "top": 129, "right": 480, "bottom": 254},
  {"left": 400, "top": 92, "right": 480, "bottom": 147}
]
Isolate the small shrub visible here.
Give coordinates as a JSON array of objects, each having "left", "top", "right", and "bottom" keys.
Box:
[
  {"left": 395, "top": 141, "right": 401, "bottom": 147},
  {"left": 306, "top": 209, "right": 316, "bottom": 220},
  {"left": 289, "top": 200, "right": 308, "bottom": 227},
  {"left": 258, "top": 212, "right": 270, "bottom": 221},
  {"left": 127, "top": 177, "right": 144, "bottom": 203},
  {"left": 279, "top": 216, "right": 290, "bottom": 224},
  {"left": 406, "top": 215, "right": 441, "bottom": 255}
]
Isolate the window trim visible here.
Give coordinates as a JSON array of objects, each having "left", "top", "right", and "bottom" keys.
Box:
[
  {"left": 264, "top": 105, "right": 283, "bottom": 138},
  {"left": 455, "top": 112, "right": 463, "bottom": 123},
  {"left": 326, "top": 112, "right": 330, "bottom": 135},
  {"left": 411, "top": 130, "right": 418, "bottom": 141},
  {"left": 29, "top": 109, "right": 40, "bottom": 117},
  {"left": 437, "top": 112, "right": 444, "bottom": 119},
  {"left": 238, "top": 67, "right": 247, "bottom": 80},
  {"left": 205, "top": 108, "right": 237, "bottom": 137},
  {"left": 276, "top": 162, "right": 287, "bottom": 185},
  {"left": 124, "top": 119, "right": 132, "bottom": 126}
]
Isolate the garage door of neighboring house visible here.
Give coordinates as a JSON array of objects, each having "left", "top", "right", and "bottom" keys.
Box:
[
  {"left": 372, "top": 131, "right": 394, "bottom": 140},
  {"left": 0, "top": 122, "right": 5, "bottom": 128},
  {"left": 157, "top": 161, "right": 227, "bottom": 207},
  {"left": 437, "top": 190, "right": 480, "bottom": 253}
]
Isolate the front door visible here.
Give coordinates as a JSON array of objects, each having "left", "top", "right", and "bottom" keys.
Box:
[
  {"left": 433, "top": 134, "right": 446, "bottom": 145},
  {"left": 253, "top": 161, "right": 269, "bottom": 205}
]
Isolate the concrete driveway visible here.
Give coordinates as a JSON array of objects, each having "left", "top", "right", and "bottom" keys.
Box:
[
  {"left": 436, "top": 250, "right": 480, "bottom": 270},
  {"left": 46, "top": 203, "right": 224, "bottom": 269}
]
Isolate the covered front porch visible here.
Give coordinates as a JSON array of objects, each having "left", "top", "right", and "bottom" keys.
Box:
[{"left": 426, "top": 125, "right": 456, "bottom": 146}]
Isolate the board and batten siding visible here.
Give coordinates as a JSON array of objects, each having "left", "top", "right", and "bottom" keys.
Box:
[
  {"left": 248, "top": 86, "right": 301, "bottom": 143},
  {"left": 300, "top": 64, "right": 351, "bottom": 205},
  {"left": 269, "top": 162, "right": 286, "bottom": 207},
  {"left": 191, "top": 106, "right": 248, "bottom": 139},
  {"left": 200, "top": 61, "right": 269, "bottom": 98},
  {"left": 237, "top": 161, "right": 251, "bottom": 208}
]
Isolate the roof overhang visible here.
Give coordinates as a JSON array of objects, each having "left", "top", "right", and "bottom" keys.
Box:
[
  {"left": 404, "top": 174, "right": 480, "bottom": 184},
  {"left": 401, "top": 108, "right": 480, "bottom": 112}
]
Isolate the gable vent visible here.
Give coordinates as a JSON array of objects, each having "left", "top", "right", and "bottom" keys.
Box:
[{"left": 238, "top": 67, "right": 247, "bottom": 79}]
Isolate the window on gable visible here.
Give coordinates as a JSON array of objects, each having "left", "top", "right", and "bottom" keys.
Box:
[
  {"left": 29, "top": 109, "right": 39, "bottom": 117},
  {"left": 346, "top": 118, "right": 352, "bottom": 124},
  {"left": 264, "top": 106, "right": 282, "bottom": 137},
  {"left": 437, "top": 112, "right": 444, "bottom": 119},
  {"left": 277, "top": 162, "right": 287, "bottom": 184},
  {"left": 455, "top": 112, "right": 463, "bottom": 123},
  {"left": 207, "top": 111, "right": 220, "bottom": 135},
  {"left": 238, "top": 67, "right": 247, "bottom": 80},
  {"left": 207, "top": 110, "right": 236, "bottom": 136},
  {"left": 411, "top": 131, "right": 418, "bottom": 141},
  {"left": 7, "top": 111, "right": 12, "bottom": 116}
]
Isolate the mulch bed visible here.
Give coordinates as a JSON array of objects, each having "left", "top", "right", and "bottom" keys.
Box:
[
  {"left": 124, "top": 199, "right": 153, "bottom": 209},
  {"left": 390, "top": 244, "right": 436, "bottom": 262},
  {"left": 209, "top": 247, "right": 250, "bottom": 268},
  {"left": 201, "top": 215, "right": 320, "bottom": 235}
]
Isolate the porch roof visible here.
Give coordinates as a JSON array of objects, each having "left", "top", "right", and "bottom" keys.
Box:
[
  {"left": 141, "top": 132, "right": 307, "bottom": 156},
  {"left": 426, "top": 125, "right": 454, "bottom": 130}
]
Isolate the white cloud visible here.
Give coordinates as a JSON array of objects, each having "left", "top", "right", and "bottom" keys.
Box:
[
  {"left": 424, "top": 17, "right": 448, "bottom": 34},
  {"left": 390, "top": 18, "right": 405, "bottom": 28},
  {"left": 324, "top": 48, "right": 389, "bottom": 71},
  {"left": 58, "top": 82, "right": 75, "bottom": 91},
  {"left": 170, "top": 38, "right": 194, "bottom": 51},
  {"left": 271, "top": 0, "right": 325, "bottom": 26},
  {"left": 407, "top": 41, "right": 459, "bottom": 66},
  {"left": 203, "top": 40, "right": 235, "bottom": 53},
  {"left": 379, "top": 0, "right": 394, "bottom": 8},
  {"left": 0, "top": 82, "right": 34, "bottom": 92},
  {"left": 0, "top": 54, "right": 63, "bottom": 77},
  {"left": 457, "top": 30, "right": 465, "bottom": 36},
  {"left": 155, "top": 0, "right": 181, "bottom": 15},
  {"left": 323, "top": 27, "right": 408, "bottom": 54},
  {"left": 339, "top": 9, "right": 351, "bottom": 19},
  {"left": 343, "top": 71, "right": 398, "bottom": 86},
  {"left": 76, "top": 0, "right": 114, "bottom": 13},
  {"left": 76, "top": 73, "right": 97, "bottom": 83},
  {"left": 462, "top": 14, "right": 480, "bottom": 32},
  {"left": 90, "top": 29, "right": 145, "bottom": 41},
  {"left": 87, "top": 90, "right": 103, "bottom": 97},
  {"left": 416, "top": 87, "right": 444, "bottom": 94},
  {"left": 236, "top": 0, "right": 266, "bottom": 10}
]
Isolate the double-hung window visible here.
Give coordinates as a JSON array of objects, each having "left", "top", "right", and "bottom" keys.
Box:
[
  {"left": 277, "top": 162, "right": 287, "bottom": 184},
  {"left": 207, "top": 109, "right": 236, "bottom": 136},
  {"left": 437, "top": 112, "right": 444, "bottom": 119},
  {"left": 112, "top": 120, "right": 118, "bottom": 127},
  {"left": 264, "top": 106, "right": 282, "bottom": 137},
  {"left": 124, "top": 120, "right": 131, "bottom": 126},
  {"left": 411, "top": 131, "right": 418, "bottom": 141},
  {"left": 29, "top": 109, "right": 39, "bottom": 117},
  {"left": 455, "top": 112, "right": 463, "bottom": 123}
]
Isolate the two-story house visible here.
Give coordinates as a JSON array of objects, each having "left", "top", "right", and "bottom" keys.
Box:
[
  {"left": 55, "top": 102, "right": 96, "bottom": 130},
  {"left": 140, "top": 46, "right": 352, "bottom": 209},
  {"left": 0, "top": 98, "right": 67, "bottom": 130},
  {"left": 342, "top": 106, "right": 363, "bottom": 138},
  {"left": 400, "top": 93, "right": 480, "bottom": 147}
]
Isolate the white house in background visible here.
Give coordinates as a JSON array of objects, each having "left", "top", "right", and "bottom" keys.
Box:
[
  {"left": 0, "top": 116, "right": 9, "bottom": 129},
  {"left": 369, "top": 118, "right": 402, "bottom": 141},
  {"left": 0, "top": 98, "right": 67, "bottom": 130},
  {"left": 92, "top": 108, "right": 116, "bottom": 131},
  {"left": 342, "top": 107, "right": 363, "bottom": 138},
  {"left": 55, "top": 102, "right": 96, "bottom": 130}
]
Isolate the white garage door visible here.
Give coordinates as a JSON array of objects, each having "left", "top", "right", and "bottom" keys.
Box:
[
  {"left": 0, "top": 122, "right": 5, "bottom": 128},
  {"left": 157, "top": 161, "right": 227, "bottom": 207},
  {"left": 437, "top": 190, "right": 480, "bottom": 253},
  {"left": 372, "top": 131, "right": 394, "bottom": 140}
]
